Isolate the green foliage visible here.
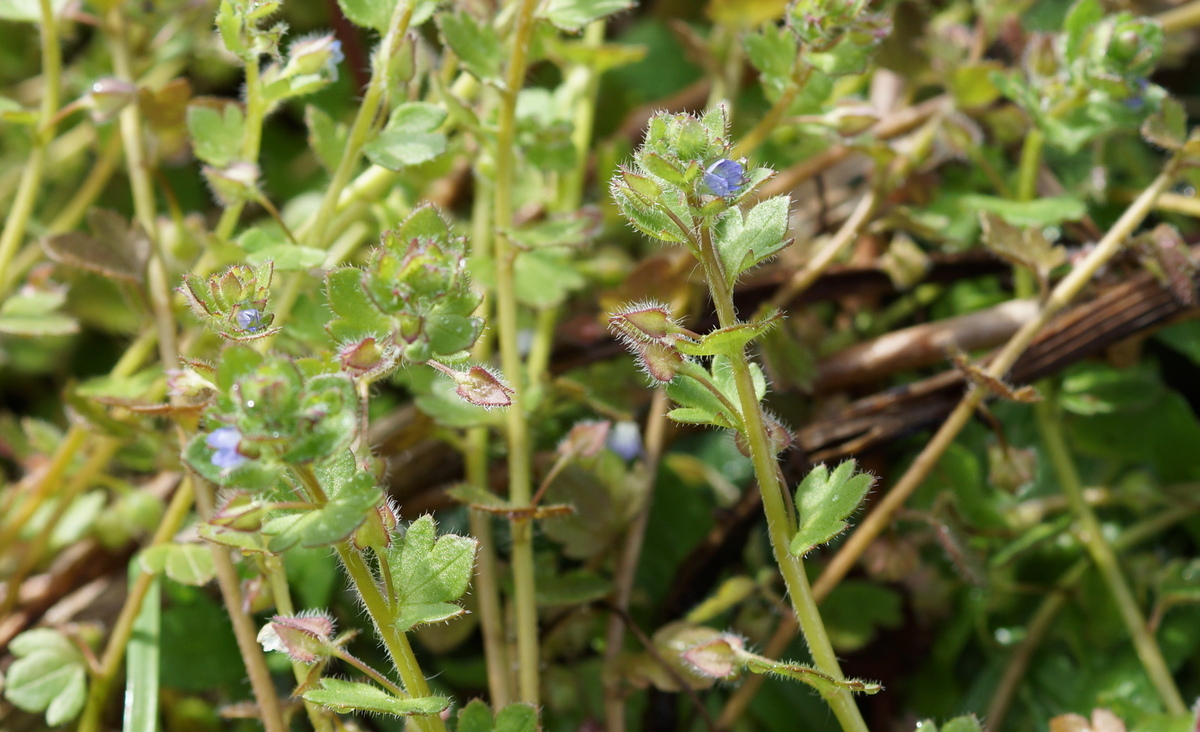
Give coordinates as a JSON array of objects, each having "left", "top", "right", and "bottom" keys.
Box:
[
  {"left": 302, "top": 678, "right": 449, "bottom": 716},
  {"left": 383, "top": 515, "right": 478, "bottom": 631},
  {"left": 790, "top": 461, "right": 874, "bottom": 557},
  {"left": 2, "top": 629, "right": 88, "bottom": 726}
]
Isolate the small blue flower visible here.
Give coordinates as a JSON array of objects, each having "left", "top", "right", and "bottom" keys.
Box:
[
  {"left": 327, "top": 40, "right": 344, "bottom": 83},
  {"left": 606, "top": 420, "right": 644, "bottom": 461},
  {"left": 235, "top": 308, "right": 265, "bottom": 332},
  {"left": 206, "top": 427, "right": 247, "bottom": 469},
  {"left": 701, "top": 158, "right": 747, "bottom": 198}
]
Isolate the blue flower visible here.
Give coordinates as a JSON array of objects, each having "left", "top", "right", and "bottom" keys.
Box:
[
  {"left": 327, "top": 40, "right": 344, "bottom": 83},
  {"left": 206, "top": 427, "right": 246, "bottom": 469},
  {"left": 702, "top": 158, "right": 747, "bottom": 198},
  {"left": 606, "top": 420, "right": 643, "bottom": 461},
  {"left": 235, "top": 308, "right": 265, "bottom": 332}
]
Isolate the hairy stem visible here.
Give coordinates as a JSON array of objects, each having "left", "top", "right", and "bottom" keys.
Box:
[
  {"left": 694, "top": 227, "right": 868, "bottom": 732},
  {"left": 493, "top": 0, "right": 543, "bottom": 705}
]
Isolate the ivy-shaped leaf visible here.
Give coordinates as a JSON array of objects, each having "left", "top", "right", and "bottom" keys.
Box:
[
  {"left": 383, "top": 515, "right": 478, "bottom": 630},
  {"left": 364, "top": 102, "right": 448, "bottom": 170},
  {"left": 139, "top": 543, "right": 217, "bottom": 586},
  {"left": 789, "top": 461, "right": 874, "bottom": 557},
  {"left": 713, "top": 195, "right": 792, "bottom": 288},
  {"left": 3, "top": 629, "right": 88, "bottom": 726},
  {"left": 262, "top": 473, "right": 382, "bottom": 552},
  {"left": 676, "top": 309, "right": 782, "bottom": 358},
  {"left": 539, "top": 0, "right": 634, "bottom": 32}
]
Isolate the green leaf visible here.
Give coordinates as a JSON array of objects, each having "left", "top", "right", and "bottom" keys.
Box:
[
  {"left": 741, "top": 654, "right": 882, "bottom": 696},
  {"left": 940, "top": 715, "right": 985, "bottom": 732},
  {"left": 302, "top": 678, "right": 450, "bottom": 716},
  {"left": 677, "top": 310, "right": 782, "bottom": 358},
  {"left": 457, "top": 700, "right": 495, "bottom": 732},
  {"left": 438, "top": 11, "right": 503, "bottom": 84},
  {"left": 139, "top": 544, "right": 216, "bottom": 586},
  {"left": 187, "top": 104, "right": 244, "bottom": 168},
  {"left": 384, "top": 515, "right": 478, "bottom": 630},
  {"left": 713, "top": 196, "right": 792, "bottom": 288},
  {"left": 1142, "top": 96, "right": 1187, "bottom": 151},
  {"left": 513, "top": 250, "right": 586, "bottom": 308},
  {"left": 364, "top": 102, "right": 448, "bottom": 170},
  {"left": 263, "top": 473, "right": 382, "bottom": 552},
  {"left": 335, "top": 0, "right": 392, "bottom": 32},
  {"left": 0, "top": 291, "right": 78, "bottom": 336},
  {"left": 665, "top": 368, "right": 741, "bottom": 430},
  {"left": 789, "top": 461, "right": 874, "bottom": 557},
  {"left": 124, "top": 577, "right": 160, "bottom": 732},
  {"left": 539, "top": 0, "right": 633, "bottom": 31},
  {"left": 245, "top": 244, "right": 327, "bottom": 271},
  {"left": 3, "top": 628, "right": 88, "bottom": 726},
  {"left": 325, "top": 267, "right": 391, "bottom": 341},
  {"left": 978, "top": 211, "right": 1067, "bottom": 283},
  {"left": 494, "top": 704, "right": 539, "bottom": 732},
  {"left": 964, "top": 194, "right": 1085, "bottom": 227},
  {"left": 306, "top": 105, "right": 347, "bottom": 173}
]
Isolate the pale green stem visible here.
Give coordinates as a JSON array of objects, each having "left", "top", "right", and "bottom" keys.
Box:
[
  {"left": 466, "top": 433, "right": 512, "bottom": 707},
  {"left": 77, "top": 476, "right": 195, "bottom": 732},
  {"left": 214, "top": 57, "right": 267, "bottom": 242},
  {"left": 493, "top": 0, "right": 543, "bottom": 706},
  {"left": 811, "top": 154, "right": 1184, "bottom": 603},
  {"left": 1015, "top": 128, "right": 1044, "bottom": 204},
  {"left": 1033, "top": 393, "right": 1187, "bottom": 715},
  {"left": 305, "top": 1, "right": 414, "bottom": 250},
  {"left": 694, "top": 227, "right": 868, "bottom": 732},
  {"left": 106, "top": 7, "right": 178, "bottom": 377},
  {"left": 195, "top": 477, "right": 288, "bottom": 732},
  {"left": 0, "top": 0, "right": 61, "bottom": 301},
  {"left": 293, "top": 466, "right": 445, "bottom": 732}
]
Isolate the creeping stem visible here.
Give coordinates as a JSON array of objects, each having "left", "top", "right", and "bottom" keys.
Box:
[{"left": 692, "top": 226, "right": 869, "bottom": 732}]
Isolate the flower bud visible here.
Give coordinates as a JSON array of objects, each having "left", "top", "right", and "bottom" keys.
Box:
[
  {"left": 206, "top": 426, "right": 247, "bottom": 469},
  {"left": 283, "top": 34, "right": 344, "bottom": 81},
  {"left": 84, "top": 78, "right": 137, "bottom": 123},
  {"left": 257, "top": 611, "right": 336, "bottom": 664}
]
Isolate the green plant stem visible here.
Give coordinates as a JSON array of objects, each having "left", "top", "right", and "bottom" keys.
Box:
[
  {"left": 811, "top": 152, "right": 1183, "bottom": 604},
  {"left": 466, "top": 430, "right": 513, "bottom": 707},
  {"left": 77, "top": 475, "right": 195, "bottom": 732},
  {"left": 106, "top": 7, "right": 179, "bottom": 377},
  {"left": 1033, "top": 392, "right": 1187, "bottom": 715},
  {"left": 262, "top": 553, "right": 333, "bottom": 732},
  {"left": 987, "top": 502, "right": 1197, "bottom": 729},
  {"left": 1015, "top": 128, "right": 1044, "bottom": 204},
  {"left": 0, "top": 0, "right": 61, "bottom": 302},
  {"left": 493, "top": 0, "right": 543, "bottom": 706},
  {"left": 694, "top": 228, "right": 868, "bottom": 732},
  {"left": 193, "top": 478, "right": 289, "bottom": 732},
  {"left": 292, "top": 465, "right": 445, "bottom": 732},
  {"left": 305, "top": 1, "right": 414, "bottom": 251},
  {"left": 214, "top": 57, "right": 267, "bottom": 242}
]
